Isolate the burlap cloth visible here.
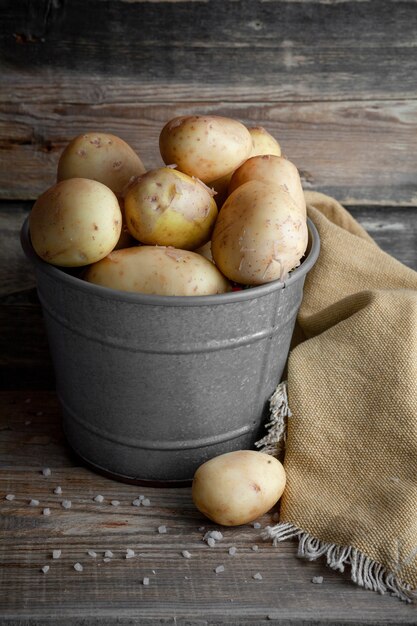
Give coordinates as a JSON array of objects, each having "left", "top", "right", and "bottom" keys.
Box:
[{"left": 260, "top": 191, "right": 417, "bottom": 602}]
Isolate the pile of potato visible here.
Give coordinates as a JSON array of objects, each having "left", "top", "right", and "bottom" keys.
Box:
[{"left": 29, "top": 115, "right": 308, "bottom": 296}]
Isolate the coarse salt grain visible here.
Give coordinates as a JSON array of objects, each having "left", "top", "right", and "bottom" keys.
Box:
[
  {"left": 94, "top": 495, "right": 104, "bottom": 503},
  {"left": 142, "top": 498, "right": 151, "bottom": 507},
  {"left": 54, "top": 486, "right": 62, "bottom": 495},
  {"left": 42, "top": 468, "right": 51, "bottom": 477},
  {"left": 103, "top": 558, "right": 111, "bottom": 563},
  {"left": 214, "top": 565, "right": 225, "bottom": 574},
  {"left": 132, "top": 498, "right": 141, "bottom": 507},
  {"left": 52, "top": 550, "right": 61, "bottom": 559},
  {"left": 252, "top": 545, "right": 259, "bottom": 552},
  {"left": 198, "top": 526, "right": 205, "bottom": 532},
  {"left": 41, "top": 565, "right": 49, "bottom": 574},
  {"left": 104, "top": 550, "right": 114, "bottom": 558},
  {"left": 143, "top": 577, "right": 150, "bottom": 586},
  {"left": 312, "top": 576, "right": 324, "bottom": 584},
  {"left": 253, "top": 572, "right": 263, "bottom": 580},
  {"left": 126, "top": 549, "right": 135, "bottom": 559},
  {"left": 74, "top": 562, "right": 83, "bottom": 572},
  {"left": 5, "top": 494, "right": 15, "bottom": 501},
  {"left": 42, "top": 508, "right": 51, "bottom": 516},
  {"left": 208, "top": 531, "right": 223, "bottom": 541},
  {"left": 110, "top": 500, "right": 120, "bottom": 507},
  {"left": 61, "top": 500, "right": 72, "bottom": 509},
  {"left": 181, "top": 550, "right": 192, "bottom": 559},
  {"left": 29, "top": 499, "right": 40, "bottom": 507},
  {"left": 253, "top": 522, "right": 261, "bottom": 529},
  {"left": 228, "top": 547, "right": 237, "bottom": 556},
  {"left": 158, "top": 525, "right": 167, "bottom": 534},
  {"left": 87, "top": 550, "right": 97, "bottom": 558},
  {"left": 207, "top": 537, "right": 216, "bottom": 548}
]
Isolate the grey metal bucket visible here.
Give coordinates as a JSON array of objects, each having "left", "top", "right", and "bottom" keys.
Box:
[{"left": 21, "top": 218, "right": 320, "bottom": 484}]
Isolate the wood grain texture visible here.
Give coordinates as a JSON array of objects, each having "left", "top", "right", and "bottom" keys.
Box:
[
  {"left": 2, "top": 0, "right": 417, "bottom": 102},
  {"left": 1, "top": 390, "right": 417, "bottom": 625},
  {"left": 1, "top": 100, "right": 417, "bottom": 203}
]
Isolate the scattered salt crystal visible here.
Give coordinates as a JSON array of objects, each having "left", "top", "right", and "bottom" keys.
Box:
[
  {"left": 253, "top": 522, "right": 261, "bottom": 529},
  {"left": 41, "top": 565, "right": 49, "bottom": 574},
  {"left": 94, "top": 495, "right": 104, "bottom": 503},
  {"left": 29, "top": 499, "right": 39, "bottom": 507},
  {"left": 198, "top": 526, "right": 205, "bottom": 532},
  {"left": 152, "top": 570, "right": 156, "bottom": 574},
  {"left": 253, "top": 572, "right": 263, "bottom": 580},
  {"left": 52, "top": 550, "right": 61, "bottom": 559},
  {"left": 61, "top": 500, "right": 71, "bottom": 509},
  {"left": 87, "top": 550, "right": 97, "bottom": 558},
  {"left": 181, "top": 550, "right": 192, "bottom": 559},
  {"left": 158, "top": 525, "right": 167, "bottom": 534},
  {"left": 74, "top": 562, "right": 83, "bottom": 572},
  {"left": 252, "top": 545, "right": 259, "bottom": 552},
  {"left": 110, "top": 500, "right": 120, "bottom": 507},
  {"left": 103, "top": 558, "right": 111, "bottom": 563},
  {"left": 54, "top": 486, "right": 62, "bottom": 495},
  {"left": 214, "top": 565, "right": 225, "bottom": 574},
  {"left": 42, "top": 508, "right": 51, "bottom": 516},
  {"left": 228, "top": 547, "right": 237, "bottom": 556},
  {"left": 126, "top": 549, "right": 135, "bottom": 559},
  {"left": 138, "top": 495, "right": 145, "bottom": 500},
  {"left": 142, "top": 498, "right": 151, "bottom": 507},
  {"left": 42, "top": 468, "right": 51, "bottom": 477},
  {"left": 104, "top": 550, "right": 114, "bottom": 558},
  {"left": 5, "top": 494, "right": 15, "bottom": 501},
  {"left": 132, "top": 498, "right": 141, "bottom": 507},
  {"left": 312, "top": 576, "right": 324, "bottom": 584},
  {"left": 207, "top": 537, "right": 216, "bottom": 548},
  {"left": 208, "top": 530, "right": 223, "bottom": 541},
  {"left": 142, "top": 577, "right": 150, "bottom": 586}
]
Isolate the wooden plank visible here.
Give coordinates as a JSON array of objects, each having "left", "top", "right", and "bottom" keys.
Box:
[
  {"left": 1, "top": 100, "right": 417, "bottom": 203},
  {"left": 0, "top": 390, "right": 416, "bottom": 625},
  {"left": 1, "top": 0, "right": 417, "bottom": 103}
]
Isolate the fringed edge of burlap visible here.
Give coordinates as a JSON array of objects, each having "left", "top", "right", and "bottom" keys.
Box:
[
  {"left": 263, "top": 522, "right": 417, "bottom": 604},
  {"left": 255, "top": 380, "right": 417, "bottom": 604}
]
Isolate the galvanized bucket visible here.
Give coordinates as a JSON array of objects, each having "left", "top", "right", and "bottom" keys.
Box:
[{"left": 21, "top": 218, "right": 320, "bottom": 484}]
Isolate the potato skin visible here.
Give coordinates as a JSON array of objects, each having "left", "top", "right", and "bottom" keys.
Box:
[
  {"left": 124, "top": 167, "right": 218, "bottom": 250},
  {"left": 57, "top": 132, "right": 145, "bottom": 197},
  {"left": 84, "top": 246, "right": 231, "bottom": 296},
  {"left": 248, "top": 126, "right": 282, "bottom": 158},
  {"left": 159, "top": 115, "right": 252, "bottom": 183},
  {"left": 229, "top": 155, "right": 306, "bottom": 217},
  {"left": 211, "top": 180, "right": 308, "bottom": 285},
  {"left": 192, "top": 450, "right": 286, "bottom": 526},
  {"left": 29, "top": 178, "right": 122, "bottom": 267}
]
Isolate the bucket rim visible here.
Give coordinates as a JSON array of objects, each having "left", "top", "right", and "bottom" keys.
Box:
[{"left": 20, "top": 217, "right": 320, "bottom": 307}]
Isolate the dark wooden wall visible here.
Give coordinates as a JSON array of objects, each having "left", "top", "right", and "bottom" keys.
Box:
[{"left": 1, "top": 0, "right": 417, "bottom": 206}]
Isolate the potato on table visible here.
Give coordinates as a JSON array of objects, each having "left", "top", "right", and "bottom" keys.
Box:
[{"left": 192, "top": 450, "right": 286, "bottom": 526}]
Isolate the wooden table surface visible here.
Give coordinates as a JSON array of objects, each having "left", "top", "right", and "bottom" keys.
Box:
[{"left": 1, "top": 0, "right": 417, "bottom": 623}]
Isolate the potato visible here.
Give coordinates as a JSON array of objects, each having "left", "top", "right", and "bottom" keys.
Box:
[
  {"left": 211, "top": 180, "right": 308, "bottom": 285},
  {"left": 29, "top": 178, "right": 122, "bottom": 267},
  {"left": 248, "top": 126, "right": 282, "bottom": 158},
  {"left": 229, "top": 155, "right": 306, "bottom": 217},
  {"left": 84, "top": 245, "right": 231, "bottom": 296},
  {"left": 192, "top": 450, "right": 286, "bottom": 526},
  {"left": 159, "top": 115, "right": 252, "bottom": 183},
  {"left": 124, "top": 167, "right": 218, "bottom": 250},
  {"left": 57, "top": 132, "right": 146, "bottom": 197}
]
